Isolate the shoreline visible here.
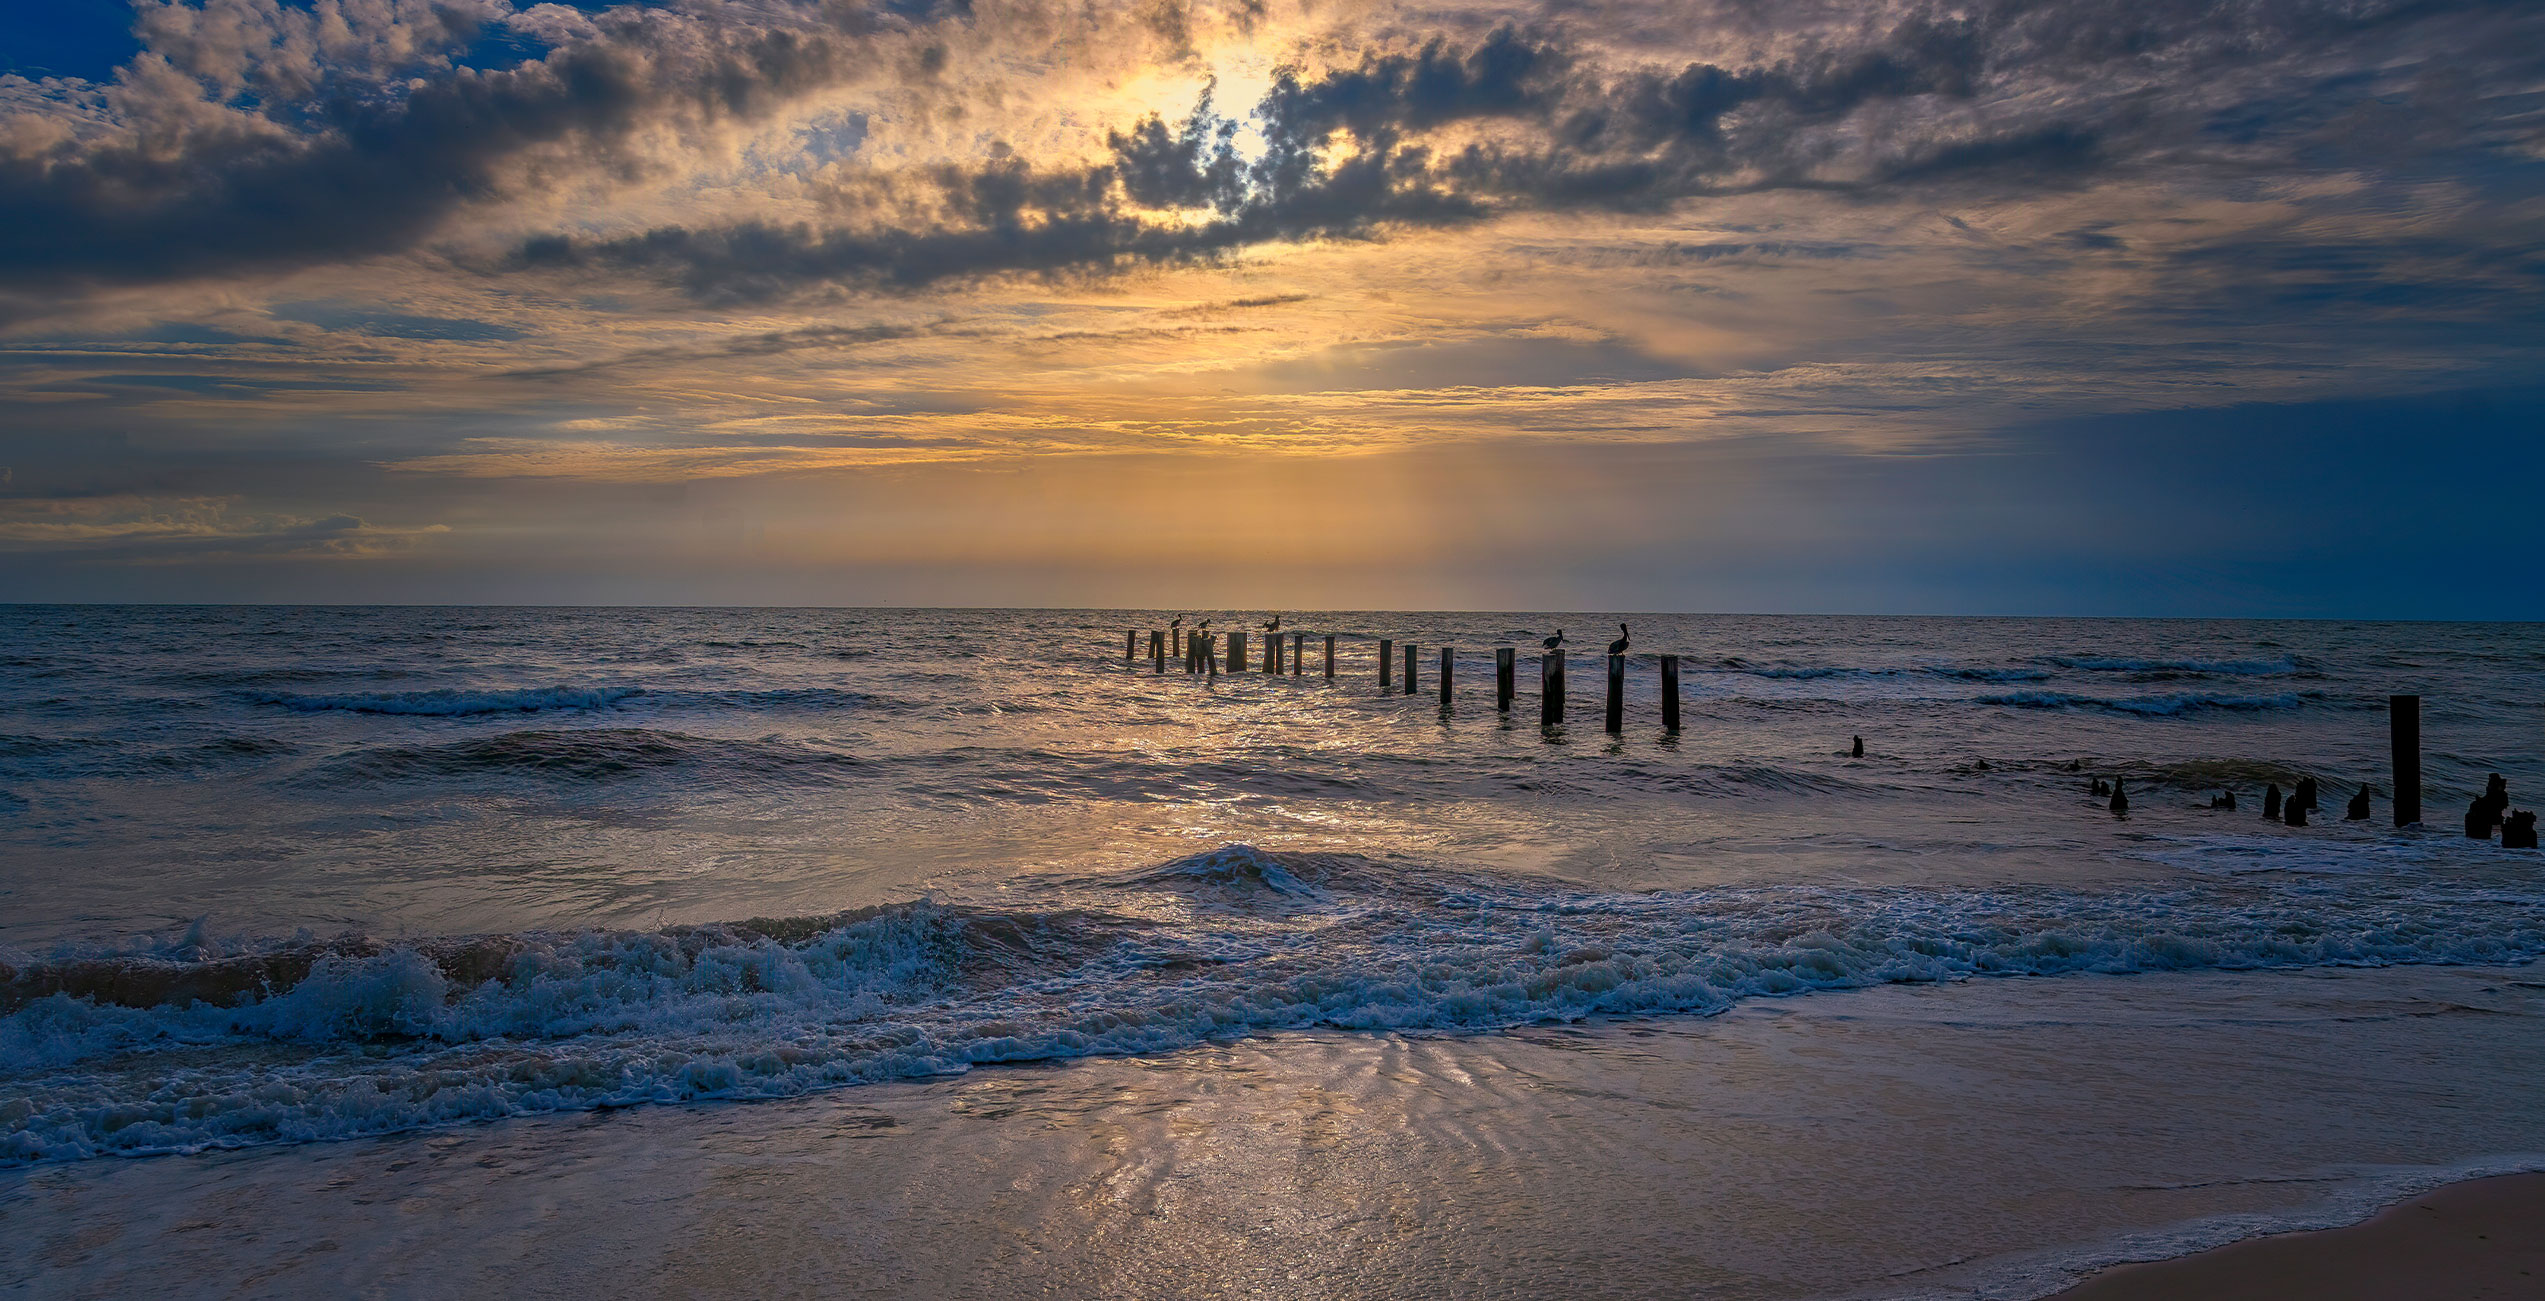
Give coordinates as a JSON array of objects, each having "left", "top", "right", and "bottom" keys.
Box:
[{"left": 2052, "top": 1171, "right": 2545, "bottom": 1300}]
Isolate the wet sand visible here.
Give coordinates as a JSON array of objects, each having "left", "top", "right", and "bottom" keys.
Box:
[
  {"left": 9, "top": 965, "right": 2545, "bottom": 1300},
  {"left": 2057, "top": 1171, "right": 2545, "bottom": 1300}
]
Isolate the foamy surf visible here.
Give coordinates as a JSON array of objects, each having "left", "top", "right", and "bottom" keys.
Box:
[{"left": 8, "top": 845, "right": 2544, "bottom": 1165}]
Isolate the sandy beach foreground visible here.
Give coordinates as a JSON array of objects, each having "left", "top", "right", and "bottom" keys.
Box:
[
  {"left": 2058, "top": 1171, "right": 2545, "bottom": 1300},
  {"left": 10, "top": 963, "right": 2545, "bottom": 1300}
]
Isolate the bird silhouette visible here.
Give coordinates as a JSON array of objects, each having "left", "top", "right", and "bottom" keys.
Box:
[
  {"left": 1606, "top": 623, "right": 1630, "bottom": 658},
  {"left": 1170, "top": 616, "right": 1183, "bottom": 630},
  {"left": 1542, "top": 629, "right": 1565, "bottom": 650},
  {"left": 1198, "top": 619, "right": 1211, "bottom": 630},
  {"left": 1262, "top": 614, "right": 1281, "bottom": 632}
]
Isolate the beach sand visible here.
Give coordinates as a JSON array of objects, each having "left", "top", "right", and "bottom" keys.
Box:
[
  {"left": 2057, "top": 1172, "right": 2545, "bottom": 1300},
  {"left": 11, "top": 965, "right": 2545, "bottom": 1300}
]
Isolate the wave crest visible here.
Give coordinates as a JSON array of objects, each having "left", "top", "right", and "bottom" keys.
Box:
[
  {"left": 1979, "top": 690, "right": 2315, "bottom": 716},
  {"left": 256, "top": 686, "right": 641, "bottom": 716},
  {"left": 9, "top": 849, "right": 2545, "bottom": 1165}
]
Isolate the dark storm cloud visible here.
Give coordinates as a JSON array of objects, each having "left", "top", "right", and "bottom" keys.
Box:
[
  {"left": 0, "top": 10, "right": 874, "bottom": 298},
  {"left": 520, "top": 0, "right": 2542, "bottom": 303},
  {"left": 3, "top": 0, "right": 2538, "bottom": 310}
]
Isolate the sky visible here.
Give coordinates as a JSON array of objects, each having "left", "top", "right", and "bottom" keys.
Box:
[{"left": 1, "top": 0, "right": 2540, "bottom": 615}]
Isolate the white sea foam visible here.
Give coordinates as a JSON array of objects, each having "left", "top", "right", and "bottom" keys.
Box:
[{"left": 8, "top": 847, "right": 2543, "bottom": 1165}]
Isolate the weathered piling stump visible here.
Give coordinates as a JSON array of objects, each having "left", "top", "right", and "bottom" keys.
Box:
[
  {"left": 1496, "top": 647, "right": 1515, "bottom": 712},
  {"left": 1324, "top": 634, "right": 1335, "bottom": 680},
  {"left": 1264, "top": 634, "right": 1280, "bottom": 675},
  {"left": 1605, "top": 655, "right": 1625, "bottom": 734},
  {"left": 2507, "top": 811, "right": 2539, "bottom": 850},
  {"left": 1230, "top": 631, "right": 1248, "bottom": 674},
  {"left": 1439, "top": 646, "right": 1453, "bottom": 705},
  {"left": 2293, "top": 776, "right": 2319, "bottom": 815},
  {"left": 1293, "top": 633, "right": 1304, "bottom": 677},
  {"left": 1542, "top": 651, "right": 1565, "bottom": 726},
  {"left": 1205, "top": 635, "right": 1219, "bottom": 676},
  {"left": 2345, "top": 786, "right": 2370, "bottom": 820},
  {"left": 1852, "top": 735, "right": 1864, "bottom": 759},
  {"left": 2263, "top": 784, "right": 2283, "bottom": 820},
  {"left": 2391, "top": 695, "right": 2421, "bottom": 826},
  {"left": 1404, "top": 643, "right": 1418, "bottom": 696},
  {"left": 2092, "top": 778, "right": 2109, "bottom": 797},
  {"left": 1151, "top": 630, "right": 1165, "bottom": 674},
  {"left": 1661, "top": 655, "right": 1681, "bottom": 733},
  {"left": 2109, "top": 779, "right": 2129, "bottom": 815},
  {"left": 1126, "top": 630, "right": 1138, "bottom": 661},
  {"left": 2284, "top": 794, "right": 2308, "bottom": 827},
  {"left": 1380, "top": 639, "right": 1393, "bottom": 689}
]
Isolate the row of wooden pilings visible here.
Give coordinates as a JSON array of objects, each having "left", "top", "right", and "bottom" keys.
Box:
[
  {"left": 1121, "top": 633, "right": 2452, "bottom": 823},
  {"left": 1125, "top": 627, "right": 1681, "bottom": 734}
]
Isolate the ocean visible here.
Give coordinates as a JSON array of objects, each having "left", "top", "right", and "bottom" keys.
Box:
[{"left": 5, "top": 607, "right": 2544, "bottom": 1297}]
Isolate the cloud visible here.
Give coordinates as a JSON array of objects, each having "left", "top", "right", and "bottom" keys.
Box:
[
  {"left": 0, "top": 3, "right": 881, "bottom": 302},
  {"left": 0, "top": 492, "right": 446, "bottom": 561},
  {"left": 497, "top": 0, "right": 2545, "bottom": 303}
]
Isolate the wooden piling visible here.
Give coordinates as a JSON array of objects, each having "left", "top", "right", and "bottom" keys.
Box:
[
  {"left": 1404, "top": 643, "right": 1418, "bottom": 695},
  {"left": 1265, "top": 633, "right": 1280, "bottom": 675},
  {"left": 1126, "top": 630, "right": 1137, "bottom": 661},
  {"left": 1605, "top": 654, "right": 1625, "bottom": 734},
  {"left": 1324, "top": 634, "right": 1335, "bottom": 679},
  {"left": 2391, "top": 694, "right": 2421, "bottom": 826},
  {"left": 1151, "top": 630, "right": 1165, "bottom": 674},
  {"left": 1293, "top": 632, "right": 1304, "bottom": 677},
  {"left": 1439, "top": 646, "right": 1453, "bottom": 705},
  {"left": 1230, "top": 631, "right": 1247, "bottom": 674},
  {"left": 1496, "top": 647, "right": 1515, "bottom": 712},
  {"left": 1541, "top": 650, "right": 1564, "bottom": 726},
  {"left": 1379, "top": 639, "right": 1393, "bottom": 688},
  {"left": 1660, "top": 655, "right": 1680, "bottom": 733}
]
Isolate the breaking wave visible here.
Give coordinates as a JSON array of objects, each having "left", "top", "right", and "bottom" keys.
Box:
[
  {"left": 1978, "top": 690, "right": 2315, "bottom": 716},
  {"left": 1924, "top": 666, "right": 2056, "bottom": 682},
  {"left": 256, "top": 686, "right": 642, "bottom": 716},
  {"left": 317, "top": 729, "right": 862, "bottom": 784},
  {"left": 7, "top": 846, "right": 2542, "bottom": 1165},
  {"left": 2041, "top": 655, "right": 2309, "bottom": 677}
]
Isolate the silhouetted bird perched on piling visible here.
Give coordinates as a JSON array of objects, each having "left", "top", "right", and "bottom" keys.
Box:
[
  {"left": 1606, "top": 624, "right": 1631, "bottom": 658},
  {"left": 1263, "top": 614, "right": 1281, "bottom": 633},
  {"left": 2263, "top": 784, "right": 2283, "bottom": 820},
  {"left": 1542, "top": 629, "right": 1565, "bottom": 650},
  {"left": 1852, "top": 736, "right": 1864, "bottom": 758},
  {"left": 2108, "top": 780, "right": 2129, "bottom": 815},
  {"left": 2345, "top": 786, "right": 2371, "bottom": 821},
  {"left": 2467, "top": 774, "right": 2510, "bottom": 839}
]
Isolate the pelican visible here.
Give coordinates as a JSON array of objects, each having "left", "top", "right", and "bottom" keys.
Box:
[
  {"left": 1541, "top": 629, "right": 1565, "bottom": 650},
  {"left": 1262, "top": 614, "right": 1281, "bottom": 632},
  {"left": 1606, "top": 623, "right": 1630, "bottom": 658}
]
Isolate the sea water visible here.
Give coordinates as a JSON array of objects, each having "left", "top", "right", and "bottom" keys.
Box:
[{"left": 4, "top": 608, "right": 2544, "bottom": 1294}]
